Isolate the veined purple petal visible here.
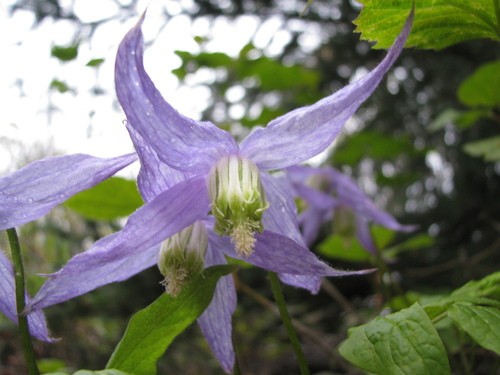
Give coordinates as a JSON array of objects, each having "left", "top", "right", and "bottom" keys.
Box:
[
  {"left": 115, "top": 13, "right": 237, "bottom": 174},
  {"left": 240, "top": 10, "right": 413, "bottom": 170},
  {"left": 215, "top": 230, "right": 373, "bottom": 277},
  {"left": 126, "top": 122, "right": 193, "bottom": 202},
  {"left": 198, "top": 245, "right": 236, "bottom": 374},
  {"left": 0, "top": 251, "right": 56, "bottom": 342},
  {"left": 279, "top": 274, "right": 322, "bottom": 294},
  {"left": 0, "top": 153, "right": 137, "bottom": 230},
  {"left": 261, "top": 173, "right": 304, "bottom": 245},
  {"left": 322, "top": 167, "right": 416, "bottom": 232},
  {"left": 26, "top": 176, "right": 210, "bottom": 312}
]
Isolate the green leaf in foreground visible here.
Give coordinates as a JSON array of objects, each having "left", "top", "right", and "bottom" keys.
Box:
[
  {"left": 106, "top": 265, "right": 237, "bottom": 375},
  {"left": 448, "top": 302, "right": 500, "bottom": 355},
  {"left": 338, "top": 303, "right": 450, "bottom": 375},
  {"left": 64, "top": 177, "right": 143, "bottom": 220},
  {"left": 355, "top": 0, "right": 500, "bottom": 50}
]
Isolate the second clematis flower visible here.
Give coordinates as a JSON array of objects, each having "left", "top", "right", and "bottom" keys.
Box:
[{"left": 26, "top": 8, "right": 413, "bottom": 374}]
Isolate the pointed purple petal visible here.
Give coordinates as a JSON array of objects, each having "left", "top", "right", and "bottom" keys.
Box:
[
  {"left": 0, "top": 153, "right": 137, "bottom": 230},
  {"left": 240, "top": 11, "right": 413, "bottom": 170},
  {"left": 0, "top": 251, "right": 56, "bottom": 342},
  {"left": 198, "top": 244, "right": 236, "bottom": 374},
  {"left": 298, "top": 207, "right": 330, "bottom": 246},
  {"left": 26, "top": 176, "right": 210, "bottom": 312},
  {"left": 261, "top": 173, "right": 304, "bottom": 245},
  {"left": 125, "top": 122, "right": 193, "bottom": 202},
  {"left": 115, "top": 14, "right": 237, "bottom": 174},
  {"left": 215, "top": 230, "right": 373, "bottom": 277},
  {"left": 355, "top": 216, "right": 378, "bottom": 254},
  {"left": 323, "top": 167, "right": 416, "bottom": 232},
  {"left": 279, "top": 274, "right": 322, "bottom": 294}
]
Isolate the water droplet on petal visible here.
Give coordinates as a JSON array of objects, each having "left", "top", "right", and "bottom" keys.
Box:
[
  {"left": 27, "top": 197, "right": 34, "bottom": 204},
  {"left": 122, "top": 119, "right": 128, "bottom": 126}
]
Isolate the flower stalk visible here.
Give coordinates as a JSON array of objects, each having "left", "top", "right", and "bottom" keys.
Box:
[
  {"left": 268, "top": 271, "right": 310, "bottom": 375},
  {"left": 7, "top": 228, "right": 40, "bottom": 375}
]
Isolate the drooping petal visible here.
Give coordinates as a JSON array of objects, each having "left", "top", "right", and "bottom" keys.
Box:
[
  {"left": 125, "top": 122, "right": 193, "bottom": 202},
  {"left": 240, "top": 10, "right": 413, "bottom": 170},
  {"left": 26, "top": 176, "right": 210, "bottom": 312},
  {"left": 0, "top": 153, "right": 137, "bottom": 230},
  {"left": 355, "top": 215, "right": 378, "bottom": 254},
  {"left": 0, "top": 251, "right": 56, "bottom": 342},
  {"left": 279, "top": 274, "right": 322, "bottom": 294},
  {"left": 115, "top": 13, "right": 237, "bottom": 175},
  {"left": 197, "top": 244, "right": 236, "bottom": 374},
  {"left": 213, "top": 230, "right": 373, "bottom": 277},
  {"left": 298, "top": 207, "right": 331, "bottom": 246}
]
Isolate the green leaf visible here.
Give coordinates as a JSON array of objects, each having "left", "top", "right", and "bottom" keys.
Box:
[
  {"left": 339, "top": 303, "right": 451, "bottom": 375},
  {"left": 355, "top": 0, "right": 500, "bottom": 50},
  {"left": 64, "top": 177, "right": 143, "bottom": 220},
  {"left": 50, "top": 79, "right": 71, "bottom": 93},
  {"left": 458, "top": 60, "right": 500, "bottom": 108},
  {"left": 384, "top": 233, "right": 434, "bottom": 258},
  {"left": 51, "top": 44, "right": 79, "bottom": 61},
  {"left": 463, "top": 136, "right": 500, "bottom": 161},
  {"left": 318, "top": 234, "right": 372, "bottom": 262},
  {"left": 448, "top": 302, "right": 500, "bottom": 355},
  {"left": 86, "top": 58, "right": 105, "bottom": 67},
  {"left": 106, "top": 265, "right": 237, "bottom": 375}
]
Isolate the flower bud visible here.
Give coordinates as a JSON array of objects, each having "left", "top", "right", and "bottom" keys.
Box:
[
  {"left": 157, "top": 221, "right": 208, "bottom": 296},
  {"left": 208, "top": 155, "right": 269, "bottom": 257}
]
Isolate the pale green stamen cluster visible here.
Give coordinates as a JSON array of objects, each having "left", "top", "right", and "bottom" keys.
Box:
[
  {"left": 208, "top": 155, "right": 269, "bottom": 257},
  {"left": 157, "top": 221, "right": 208, "bottom": 296}
]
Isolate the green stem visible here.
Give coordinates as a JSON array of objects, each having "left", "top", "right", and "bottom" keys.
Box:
[
  {"left": 268, "top": 272, "right": 310, "bottom": 375},
  {"left": 7, "top": 228, "right": 40, "bottom": 375}
]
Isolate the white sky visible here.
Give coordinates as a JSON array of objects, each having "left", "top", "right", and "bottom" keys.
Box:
[{"left": 0, "top": 0, "right": 326, "bottom": 175}]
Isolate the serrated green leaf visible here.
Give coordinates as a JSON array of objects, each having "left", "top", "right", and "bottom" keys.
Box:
[
  {"left": 458, "top": 60, "right": 500, "bottom": 108},
  {"left": 355, "top": 0, "right": 500, "bottom": 50},
  {"left": 339, "top": 303, "right": 451, "bottom": 374},
  {"left": 106, "top": 265, "right": 237, "bottom": 375},
  {"left": 51, "top": 44, "right": 79, "bottom": 61},
  {"left": 448, "top": 302, "right": 500, "bottom": 355},
  {"left": 64, "top": 177, "right": 143, "bottom": 220},
  {"left": 463, "top": 136, "right": 500, "bottom": 161}
]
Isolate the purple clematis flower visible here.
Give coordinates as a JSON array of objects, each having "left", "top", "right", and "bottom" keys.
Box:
[
  {"left": 287, "top": 165, "right": 416, "bottom": 252},
  {"left": 25, "top": 9, "right": 413, "bottom": 373},
  {"left": 0, "top": 152, "right": 137, "bottom": 341}
]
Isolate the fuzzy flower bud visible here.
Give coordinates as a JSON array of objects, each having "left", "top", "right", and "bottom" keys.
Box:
[
  {"left": 208, "top": 155, "right": 269, "bottom": 257},
  {"left": 157, "top": 221, "right": 208, "bottom": 296}
]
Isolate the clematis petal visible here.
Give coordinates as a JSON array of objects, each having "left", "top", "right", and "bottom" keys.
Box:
[
  {"left": 0, "top": 251, "right": 56, "bottom": 342},
  {"left": 26, "top": 176, "right": 210, "bottom": 312},
  {"left": 298, "top": 207, "right": 331, "bottom": 246},
  {"left": 240, "top": 10, "right": 413, "bottom": 170},
  {"left": 0, "top": 153, "right": 137, "bottom": 230},
  {"left": 214, "top": 230, "right": 373, "bottom": 277},
  {"left": 279, "top": 274, "right": 322, "bottom": 294},
  {"left": 125, "top": 122, "right": 193, "bottom": 202},
  {"left": 355, "top": 215, "right": 378, "bottom": 254},
  {"left": 115, "top": 13, "right": 237, "bottom": 174},
  {"left": 323, "top": 167, "right": 416, "bottom": 232},
  {"left": 198, "top": 244, "right": 236, "bottom": 374},
  {"left": 261, "top": 173, "right": 304, "bottom": 245}
]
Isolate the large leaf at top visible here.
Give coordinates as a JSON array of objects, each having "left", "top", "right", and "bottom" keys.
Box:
[
  {"left": 64, "top": 177, "right": 143, "bottom": 220},
  {"left": 338, "top": 303, "right": 451, "bottom": 374},
  {"left": 106, "top": 265, "right": 237, "bottom": 375},
  {"left": 355, "top": 0, "right": 500, "bottom": 50}
]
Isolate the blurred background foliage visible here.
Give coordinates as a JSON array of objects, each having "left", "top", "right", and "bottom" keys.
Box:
[{"left": 1, "top": 0, "right": 499, "bottom": 374}]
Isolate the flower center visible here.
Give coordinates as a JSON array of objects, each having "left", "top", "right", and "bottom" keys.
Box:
[
  {"left": 157, "top": 221, "right": 207, "bottom": 296},
  {"left": 208, "top": 155, "right": 269, "bottom": 257}
]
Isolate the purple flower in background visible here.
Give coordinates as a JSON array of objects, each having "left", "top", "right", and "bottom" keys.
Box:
[
  {"left": 25, "top": 9, "right": 413, "bottom": 373},
  {"left": 0, "top": 153, "right": 137, "bottom": 341},
  {"left": 287, "top": 165, "right": 416, "bottom": 252}
]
